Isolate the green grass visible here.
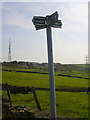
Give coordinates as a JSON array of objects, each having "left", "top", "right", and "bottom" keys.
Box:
[
  {"left": 2, "top": 90, "right": 88, "bottom": 118},
  {"left": 2, "top": 71, "right": 49, "bottom": 88},
  {"left": 1, "top": 66, "right": 89, "bottom": 119},
  {"left": 2, "top": 71, "right": 88, "bottom": 88},
  {"left": 2, "top": 64, "right": 89, "bottom": 78},
  {"left": 56, "top": 76, "right": 88, "bottom": 88},
  {"left": 56, "top": 92, "right": 88, "bottom": 118}
]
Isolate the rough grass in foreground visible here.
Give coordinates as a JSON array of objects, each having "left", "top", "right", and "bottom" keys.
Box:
[
  {"left": 2, "top": 90, "right": 88, "bottom": 118},
  {"left": 2, "top": 66, "right": 89, "bottom": 119}
]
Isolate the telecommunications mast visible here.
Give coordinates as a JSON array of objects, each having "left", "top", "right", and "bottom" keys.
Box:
[{"left": 8, "top": 38, "right": 11, "bottom": 62}]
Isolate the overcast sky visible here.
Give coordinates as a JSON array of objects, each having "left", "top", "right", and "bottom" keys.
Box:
[{"left": 1, "top": 1, "right": 88, "bottom": 64}]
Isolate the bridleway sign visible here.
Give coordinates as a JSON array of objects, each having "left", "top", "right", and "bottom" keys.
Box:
[{"left": 32, "top": 11, "right": 62, "bottom": 120}]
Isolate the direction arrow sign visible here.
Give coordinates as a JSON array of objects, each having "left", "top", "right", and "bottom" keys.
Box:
[
  {"left": 35, "top": 20, "right": 62, "bottom": 30},
  {"left": 52, "top": 20, "right": 62, "bottom": 28},
  {"left": 49, "top": 11, "right": 58, "bottom": 21},
  {"left": 32, "top": 16, "right": 45, "bottom": 25},
  {"left": 32, "top": 12, "right": 58, "bottom": 27},
  {"left": 46, "top": 11, "right": 58, "bottom": 26},
  {"left": 32, "top": 11, "right": 62, "bottom": 30},
  {"left": 35, "top": 24, "right": 46, "bottom": 30}
]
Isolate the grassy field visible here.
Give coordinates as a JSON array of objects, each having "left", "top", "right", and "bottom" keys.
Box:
[
  {"left": 1, "top": 64, "right": 89, "bottom": 119},
  {"left": 2, "top": 90, "right": 88, "bottom": 118},
  {"left": 2, "top": 70, "right": 88, "bottom": 88}
]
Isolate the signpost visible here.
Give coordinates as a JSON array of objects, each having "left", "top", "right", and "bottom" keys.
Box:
[
  {"left": 32, "top": 11, "right": 62, "bottom": 120},
  {"left": 32, "top": 16, "right": 46, "bottom": 25},
  {"left": 52, "top": 20, "right": 62, "bottom": 28},
  {"left": 46, "top": 26, "right": 57, "bottom": 119},
  {"left": 45, "top": 11, "right": 58, "bottom": 26}
]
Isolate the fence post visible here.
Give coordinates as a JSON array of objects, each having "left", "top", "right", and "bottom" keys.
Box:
[
  {"left": 6, "top": 83, "right": 12, "bottom": 106},
  {"left": 31, "top": 86, "right": 41, "bottom": 111}
]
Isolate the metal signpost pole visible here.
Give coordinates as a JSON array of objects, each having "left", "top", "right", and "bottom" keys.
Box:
[
  {"left": 32, "top": 11, "right": 62, "bottom": 120},
  {"left": 46, "top": 26, "right": 57, "bottom": 120}
]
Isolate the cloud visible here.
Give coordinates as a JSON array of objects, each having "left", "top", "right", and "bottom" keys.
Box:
[
  {"left": 2, "top": 2, "right": 88, "bottom": 33},
  {"left": 24, "top": 2, "right": 88, "bottom": 32},
  {"left": 2, "top": 2, "right": 88, "bottom": 63},
  {"left": 4, "top": 12, "right": 33, "bottom": 30},
  {"left": 2, "top": 3, "right": 34, "bottom": 30},
  {"left": 58, "top": 2, "right": 88, "bottom": 32},
  {"left": 28, "top": 2, "right": 88, "bottom": 32}
]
